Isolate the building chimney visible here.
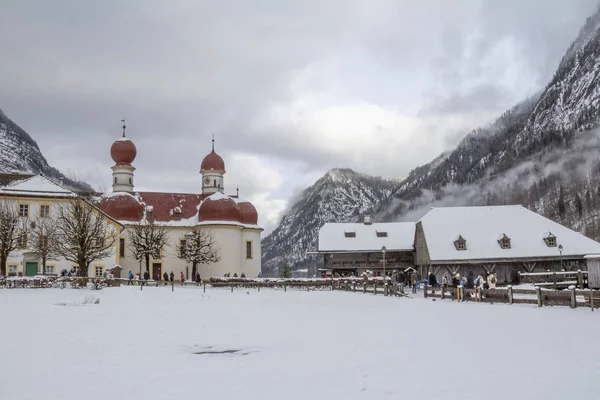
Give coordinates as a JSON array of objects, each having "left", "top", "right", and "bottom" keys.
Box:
[
  {"left": 59, "top": 177, "right": 64, "bottom": 187},
  {"left": 364, "top": 215, "right": 372, "bottom": 225}
]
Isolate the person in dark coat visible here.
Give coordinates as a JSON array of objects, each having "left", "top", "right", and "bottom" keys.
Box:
[
  {"left": 143, "top": 270, "right": 149, "bottom": 286},
  {"left": 169, "top": 271, "right": 174, "bottom": 282},
  {"left": 428, "top": 272, "right": 438, "bottom": 294},
  {"left": 195, "top": 271, "right": 201, "bottom": 283},
  {"left": 466, "top": 270, "right": 474, "bottom": 289},
  {"left": 163, "top": 272, "right": 169, "bottom": 285},
  {"left": 452, "top": 273, "right": 460, "bottom": 288}
]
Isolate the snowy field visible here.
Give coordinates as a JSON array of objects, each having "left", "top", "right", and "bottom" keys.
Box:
[{"left": 1, "top": 286, "right": 600, "bottom": 400}]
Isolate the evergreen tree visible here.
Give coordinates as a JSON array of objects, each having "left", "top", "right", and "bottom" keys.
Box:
[
  {"left": 279, "top": 261, "right": 292, "bottom": 278},
  {"left": 575, "top": 193, "right": 583, "bottom": 219},
  {"left": 558, "top": 185, "right": 566, "bottom": 219}
]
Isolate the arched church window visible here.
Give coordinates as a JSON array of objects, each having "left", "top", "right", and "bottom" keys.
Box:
[
  {"left": 114, "top": 177, "right": 117, "bottom": 184},
  {"left": 129, "top": 178, "right": 132, "bottom": 184},
  {"left": 214, "top": 179, "right": 217, "bottom": 187}
]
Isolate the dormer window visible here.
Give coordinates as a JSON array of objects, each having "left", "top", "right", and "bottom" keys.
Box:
[
  {"left": 344, "top": 232, "right": 356, "bottom": 238},
  {"left": 543, "top": 232, "right": 557, "bottom": 247},
  {"left": 498, "top": 234, "right": 511, "bottom": 249},
  {"left": 146, "top": 206, "right": 154, "bottom": 220},
  {"left": 454, "top": 235, "right": 466, "bottom": 251},
  {"left": 376, "top": 231, "right": 387, "bottom": 238},
  {"left": 173, "top": 207, "right": 182, "bottom": 218}
]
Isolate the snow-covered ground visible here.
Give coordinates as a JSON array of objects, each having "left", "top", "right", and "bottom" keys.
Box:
[{"left": 1, "top": 286, "right": 599, "bottom": 400}]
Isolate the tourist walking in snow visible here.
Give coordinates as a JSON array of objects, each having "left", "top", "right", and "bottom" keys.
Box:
[
  {"left": 180, "top": 271, "right": 185, "bottom": 285},
  {"left": 410, "top": 270, "right": 418, "bottom": 294},
  {"left": 163, "top": 272, "right": 169, "bottom": 284},
  {"left": 169, "top": 271, "right": 174, "bottom": 283},
  {"left": 466, "top": 270, "right": 474, "bottom": 289},
  {"left": 428, "top": 271, "right": 437, "bottom": 294},
  {"left": 452, "top": 273, "right": 460, "bottom": 288},
  {"left": 398, "top": 271, "right": 405, "bottom": 293},
  {"left": 442, "top": 272, "right": 449, "bottom": 290},
  {"left": 143, "top": 270, "right": 149, "bottom": 286},
  {"left": 487, "top": 273, "right": 497, "bottom": 289}
]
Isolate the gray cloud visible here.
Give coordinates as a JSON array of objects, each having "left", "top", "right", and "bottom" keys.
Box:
[{"left": 0, "top": 0, "right": 597, "bottom": 233}]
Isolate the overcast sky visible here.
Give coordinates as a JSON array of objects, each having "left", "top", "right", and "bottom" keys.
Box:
[{"left": 0, "top": 0, "right": 597, "bottom": 234}]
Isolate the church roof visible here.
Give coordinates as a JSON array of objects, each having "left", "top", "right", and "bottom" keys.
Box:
[
  {"left": 419, "top": 205, "right": 600, "bottom": 262},
  {"left": 318, "top": 222, "right": 415, "bottom": 253},
  {"left": 98, "top": 191, "right": 261, "bottom": 229}
]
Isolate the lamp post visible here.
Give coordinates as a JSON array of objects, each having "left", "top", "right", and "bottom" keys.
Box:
[
  {"left": 381, "top": 246, "right": 387, "bottom": 277},
  {"left": 558, "top": 244, "right": 564, "bottom": 270}
]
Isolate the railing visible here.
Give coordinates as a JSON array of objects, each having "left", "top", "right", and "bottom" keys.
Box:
[
  {"left": 518, "top": 270, "right": 587, "bottom": 289},
  {"left": 422, "top": 284, "right": 599, "bottom": 310}
]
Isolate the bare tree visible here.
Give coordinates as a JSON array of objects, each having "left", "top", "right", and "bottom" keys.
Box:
[
  {"left": 29, "top": 217, "right": 61, "bottom": 275},
  {"left": 178, "top": 229, "right": 219, "bottom": 279},
  {"left": 128, "top": 221, "right": 169, "bottom": 273},
  {"left": 0, "top": 200, "right": 27, "bottom": 276},
  {"left": 55, "top": 199, "right": 117, "bottom": 277}
]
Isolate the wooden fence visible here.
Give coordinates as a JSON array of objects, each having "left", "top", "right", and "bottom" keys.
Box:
[
  {"left": 422, "top": 284, "right": 600, "bottom": 310},
  {"left": 518, "top": 270, "right": 587, "bottom": 289}
]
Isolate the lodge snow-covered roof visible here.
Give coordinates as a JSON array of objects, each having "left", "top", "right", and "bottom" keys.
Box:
[
  {"left": 419, "top": 205, "right": 600, "bottom": 262},
  {"left": 318, "top": 222, "right": 415, "bottom": 253},
  {"left": 0, "top": 175, "right": 75, "bottom": 198}
]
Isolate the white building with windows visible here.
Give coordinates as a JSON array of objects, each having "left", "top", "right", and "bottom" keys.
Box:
[
  {"left": 0, "top": 175, "right": 121, "bottom": 277},
  {"left": 97, "top": 125, "right": 263, "bottom": 280},
  {"left": 414, "top": 205, "right": 600, "bottom": 284}
]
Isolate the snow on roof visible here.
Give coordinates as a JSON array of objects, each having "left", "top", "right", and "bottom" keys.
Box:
[
  {"left": 0, "top": 175, "right": 75, "bottom": 198},
  {"left": 318, "top": 222, "right": 415, "bottom": 252},
  {"left": 206, "top": 191, "right": 230, "bottom": 201},
  {"left": 115, "top": 137, "right": 133, "bottom": 142},
  {"left": 419, "top": 205, "right": 600, "bottom": 262}
]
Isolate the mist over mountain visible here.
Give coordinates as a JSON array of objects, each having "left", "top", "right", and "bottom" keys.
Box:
[{"left": 264, "top": 6, "right": 600, "bottom": 273}]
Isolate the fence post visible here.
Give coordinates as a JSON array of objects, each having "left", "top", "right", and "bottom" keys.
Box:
[
  {"left": 384, "top": 283, "right": 389, "bottom": 296},
  {"left": 363, "top": 283, "right": 366, "bottom": 293},
  {"left": 590, "top": 291, "right": 594, "bottom": 311},
  {"left": 536, "top": 287, "right": 542, "bottom": 307},
  {"left": 508, "top": 285, "right": 513, "bottom": 305},
  {"left": 423, "top": 283, "right": 428, "bottom": 298},
  {"left": 258, "top": 284, "right": 260, "bottom": 292},
  {"left": 553, "top": 273, "right": 557, "bottom": 291},
  {"left": 577, "top": 270, "right": 583, "bottom": 288},
  {"left": 373, "top": 282, "right": 377, "bottom": 295},
  {"left": 231, "top": 284, "right": 233, "bottom": 293},
  {"left": 353, "top": 282, "right": 356, "bottom": 292},
  {"left": 440, "top": 287, "right": 445, "bottom": 300},
  {"left": 172, "top": 280, "right": 174, "bottom": 292},
  {"left": 203, "top": 282, "right": 206, "bottom": 293},
  {"left": 570, "top": 285, "right": 576, "bottom": 308},
  {"left": 284, "top": 283, "right": 287, "bottom": 292}
]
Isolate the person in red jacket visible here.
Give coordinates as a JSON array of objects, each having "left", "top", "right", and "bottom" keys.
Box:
[{"left": 180, "top": 271, "right": 185, "bottom": 285}]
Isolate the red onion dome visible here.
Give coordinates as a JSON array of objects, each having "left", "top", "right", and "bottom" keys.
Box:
[
  {"left": 200, "top": 150, "right": 225, "bottom": 172},
  {"left": 111, "top": 138, "right": 137, "bottom": 165},
  {"left": 238, "top": 201, "right": 258, "bottom": 225},
  {"left": 97, "top": 193, "right": 144, "bottom": 221},
  {"left": 198, "top": 193, "right": 240, "bottom": 222}
]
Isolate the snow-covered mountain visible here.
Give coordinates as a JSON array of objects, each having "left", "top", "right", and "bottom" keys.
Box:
[
  {"left": 376, "top": 6, "right": 600, "bottom": 238},
  {"left": 264, "top": 6, "right": 600, "bottom": 273},
  {"left": 0, "top": 108, "right": 91, "bottom": 191},
  {"left": 261, "top": 168, "right": 400, "bottom": 276}
]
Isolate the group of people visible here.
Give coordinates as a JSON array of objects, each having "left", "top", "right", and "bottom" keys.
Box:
[
  {"left": 127, "top": 270, "right": 202, "bottom": 286},
  {"left": 387, "top": 269, "right": 498, "bottom": 295}
]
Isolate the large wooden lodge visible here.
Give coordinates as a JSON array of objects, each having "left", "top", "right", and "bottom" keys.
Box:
[{"left": 317, "top": 205, "right": 600, "bottom": 284}]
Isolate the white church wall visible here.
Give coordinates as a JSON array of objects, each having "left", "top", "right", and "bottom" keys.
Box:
[{"left": 241, "top": 229, "right": 262, "bottom": 277}]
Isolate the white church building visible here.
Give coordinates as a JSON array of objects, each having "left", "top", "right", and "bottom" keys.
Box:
[{"left": 97, "top": 123, "right": 263, "bottom": 280}]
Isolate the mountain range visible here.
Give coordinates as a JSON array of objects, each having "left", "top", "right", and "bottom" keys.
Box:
[{"left": 261, "top": 6, "right": 600, "bottom": 275}]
